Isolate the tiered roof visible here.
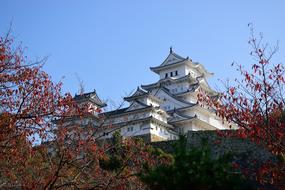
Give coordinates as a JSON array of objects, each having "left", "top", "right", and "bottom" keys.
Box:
[
  {"left": 150, "top": 86, "right": 196, "bottom": 107},
  {"left": 150, "top": 48, "right": 213, "bottom": 78},
  {"left": 141, "top": 73, "right": 196, "bottom": 90},
  {"left": 168, "top": 109, "right": 197, "bottom": 124},
  {"left": 74, "top": 90, "right": 106, "bottom": 107},
  {"left": 124, "top": 87, "right": 161, "bottom": 103},
  {"left": 175, "top": 83, "right": 200, "bottom": 96},
  {"left": 104, "top": 102, "right": 152, "bottom": 117},
  {"left": 150, "top": 47, "right": 189, "bottom": 74}
]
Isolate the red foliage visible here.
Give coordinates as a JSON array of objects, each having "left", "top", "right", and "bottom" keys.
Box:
[
  {"left": 0, "top": 33, "right": 167, "bottom": 189},
  {"left": 198, "top": 26, "right": 285, "bottom": 187}
]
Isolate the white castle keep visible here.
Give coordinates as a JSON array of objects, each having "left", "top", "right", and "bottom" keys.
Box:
[{"left": 72, "top": 48, "right": 230, "bottom": 142}]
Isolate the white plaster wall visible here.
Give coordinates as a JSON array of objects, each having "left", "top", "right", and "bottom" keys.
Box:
[
  {"left": 167, "top": 81, "right": 190, "bottom": 94},
  {"left": 179, "top": 125, "right": 194, "bottom": 134},
  {"left": 181, "top": 109, "right": 197, "bottom": 118},
  {"left": 159, "top": 65, "right": 187, "bottom": 80},
  {"left": 107, "top": 112, "right": 151, "bottom": 125},
  {"left": 96, "top": 122, "right": 152, "bottom": 140},
  {"left": 191, "top": 125, "right": 203, "bottom": 131},
  {"left": 120, "top": 123, "right": 151, "bottom": 137},
  {"left": 150, "top": 123, "right": 172, "bottom": 140},
  {"left": 179, "top": 122, "right": 203, "bottom": 132},
  {"left": 96, "top": 122, "right": 179, "bottom": 141},
  {"left": 209, "top": 117, "right": 227, "bottom": 129},
  {"left": 183, "top": 108, "right": 213, "bottom": 124},
  {"left": 185, "top": 66, "right": 199, "bottom": 78},
  {"left": 146, "top": 98, "right": 160, "bottom": 107},
  {"left": 196, "top": 113, "right": 209, "bottom": 123},
  {"left": 150, "top": 111, "right": 167, "bottom": 123},
  {"left": 183, "top": 94, "right": 197, "bottom": 104}
]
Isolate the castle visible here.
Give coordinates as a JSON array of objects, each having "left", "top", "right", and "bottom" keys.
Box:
[{"left": 73, "top": 48, "right": 230, "bottom": 142}]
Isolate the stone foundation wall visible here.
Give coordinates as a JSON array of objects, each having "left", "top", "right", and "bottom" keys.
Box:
[
  {"left": 186, "top": 130, "right": 273, "bottom": 161},
  {"left": 151, "top": 130, "right": 274, "bottom": 163}
]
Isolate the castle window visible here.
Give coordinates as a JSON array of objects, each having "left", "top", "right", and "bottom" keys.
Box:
[
  {"left": 127, "top": 126, "right": 133, "bottom": 132},
  {"left": 165, "top": 73, "right": 168, "bottom": 78},
  {"left": 170, "top": 72, "right": 173, "bottom": 77},
  {"left": 175, "top": 70, "right": 178, "bottom": 76}
]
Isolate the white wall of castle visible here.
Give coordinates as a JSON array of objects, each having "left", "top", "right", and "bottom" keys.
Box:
[
  {"left": 105, "top": 112, "right": 149, "bottom": 125},
  {"left": 177, "top": 125, "right": 194, "bottom": 134},
  {"left": 159, "top": 65, "right": 187, "bottom": 80},
  {"left": 182, "top": 94, "right": 197, "bottom": 104},
  {"left": 166, "top": 81, "right": 192, "bottom": 94},
  {"left": 181, "top": 107, "right": 226, "bottom": 130},
  {"left": 95, "top": 121, "right": 177, "bottom": 140},
  {"left": 185, "top": 66, "right": 200, "bottom": 78},
  {"left": 150, "top": 123, "right": 177, "bottom": 140},
  {"left": 158, "top": 63, "right": 202, "bottom": 80},
  {"left": 145, "top": 98, "right": 160, "bottom": 107},
  {"left": 104, "top": 109, "right": 167, "bottom": 126}
]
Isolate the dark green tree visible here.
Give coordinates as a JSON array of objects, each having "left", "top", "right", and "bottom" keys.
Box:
[{"left": 140, "top": 136, "right": 254, "bottom": 190}]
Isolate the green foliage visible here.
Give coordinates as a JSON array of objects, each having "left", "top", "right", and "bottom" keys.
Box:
[
  {"left": 144, "top": 143, "right": 173, "bottom": 163},
  {"left": 112, "top": 130, "right": 123, "bottom": 145},
  {"left": 140, "top": 136, "right": 255, "bottom": 190},
  {"left": 99, "top": 155, "right": 122, "bottom": 171},
  {"left": 99, "top": 131, "right": 125, "bottom": 171}
]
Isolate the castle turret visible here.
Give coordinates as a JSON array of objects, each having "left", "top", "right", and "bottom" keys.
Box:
[{"left": 74, "top": 90, "right": 106, "bottom": 115}]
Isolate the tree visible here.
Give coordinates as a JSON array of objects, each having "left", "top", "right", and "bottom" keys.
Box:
[
  {"left": 0, "top": 32, "right": 169, "bottom": 189},
  {"left": 97, "top": 131, "right": 172, "bottom": 190},
  {"left": 0, "top": 30, "right": 79, "bottom": 188},
  {"left": 198, "top": 25, "right": 285, "bottom": 187},
  {"left": 139, "top": 136, "right": 252, "bottom": 190}
]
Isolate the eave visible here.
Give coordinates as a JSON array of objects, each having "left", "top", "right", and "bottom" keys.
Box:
[
  {"left": 103, "top": 106, "right": 153, "bottom": 118},
  {"left": 150, "top": 58, "right": 189, "bottom": 74},
  {"left": 141, "top": 74, "right": 197, "bottom": 91},
  {"left": 102, "top": 116, "right": 173, "bottom": 129}
]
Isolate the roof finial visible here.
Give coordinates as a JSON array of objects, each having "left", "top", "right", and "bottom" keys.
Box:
[{"left": 170, "top": 46, "right": 173, "bottom": 53}]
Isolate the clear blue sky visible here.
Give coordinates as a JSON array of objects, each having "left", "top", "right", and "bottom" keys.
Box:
[{"left": 1, "top": 1, "right": 285, "bottom": 109}]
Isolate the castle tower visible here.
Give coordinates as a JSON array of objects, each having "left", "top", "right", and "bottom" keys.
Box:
[
  {"left": 141, "top": 48, "right": 229, "bottom": 134},
  {"left": 66, "top": 48, "right": 230, "bottom": 142}
]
